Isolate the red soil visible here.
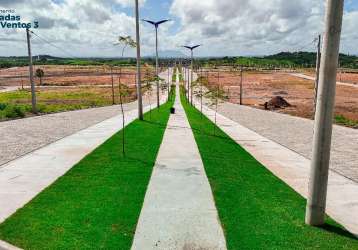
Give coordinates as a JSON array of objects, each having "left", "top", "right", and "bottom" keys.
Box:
[
  {"left": 0, "top": 65, "right": 155, "bottom": 87},
  {"left": 203, "top": 69, "right": 358, "bottom": 121}
]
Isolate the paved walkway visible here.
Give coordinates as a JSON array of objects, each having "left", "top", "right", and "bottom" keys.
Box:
[
  {"left": 0, "top": 97, "right": 167, "bottom": 224},
  {"left": 0, "top": 86, "right": 19, "bottom": 93},
  {"left": 212, "top": 101, "right": 358, "bottom": 183},
  {"left": 0, "top": 69, "right": 172, "bottom": 225},
  {"left": 0, "top": 102, "right": 140, "bottom": 166},
  {"left": 0, "top": 70, "right": 171, "bottom": 166},
  {"left": 192, "top": 69, "right": 358, "bottom": 183},
  {"left": 132, "top": 71, "right": 226, "bottom": 249},
  {"left": 195, "top": 100, "right": 358, "bottom": 237}
]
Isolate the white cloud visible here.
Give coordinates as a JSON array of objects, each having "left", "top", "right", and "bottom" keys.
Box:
[
  {"left": 169, "top": 0, "right": 357, "bottom": 56},
  {"left": 0, "top": 0, "right": 357, "bottom": 57},
  {"left": 0, "top": 0, "right": 142, "bottom": 57}
]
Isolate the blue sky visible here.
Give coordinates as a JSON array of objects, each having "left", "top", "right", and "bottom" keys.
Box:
[
  {"left": 346, "top": 0, "right": 358, "bottom": 11},
  {"left": 119, "top": 0, "right": 180, "bottom": 35}
]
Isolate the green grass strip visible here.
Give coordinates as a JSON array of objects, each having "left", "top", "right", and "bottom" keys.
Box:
[
  {"left": 0, "top": 92, "right": 175, "bottom": 249},
  {"left": 180, "top": 87, "right": 358, "bottom": 250}
]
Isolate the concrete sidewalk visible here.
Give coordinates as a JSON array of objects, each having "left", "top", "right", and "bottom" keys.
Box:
[
  {"left": 0, "top": 69, "right": 172, "bottom": 166},
  {"left": 0, "top": 87, "right": 19, "bottom": 93},
  {"left": 131, "top": 72, "right": 226, "bottom": 249},
  {"left": 290, "top": 73, "right": 358, "bottom": 88},
  {"left": 196, "top": 100, "right": 358, "bottom": 237}
]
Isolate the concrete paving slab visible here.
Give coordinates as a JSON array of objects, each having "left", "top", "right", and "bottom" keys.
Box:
[
  {"left": 0, "top": 87, "right": 19, "bottom": 93},
  {"left": 0, "top": 240, "right": 21, "bottom": 250},
  {"left": 131, "top": 72, "right": 227, "bottom": 250},
  {"left": 196, "top": 100, "right": 358, "bottom": 237}
]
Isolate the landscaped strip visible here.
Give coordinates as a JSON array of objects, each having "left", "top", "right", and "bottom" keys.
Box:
[
  {"left": 180, "top": 86, "right": 358, "bottom": 250},
  {"left": 0, "top": 87, "right": 137, "bottom": 121},
  {"left": 0, "top": 90, "right": 174, "bottom": 249}
]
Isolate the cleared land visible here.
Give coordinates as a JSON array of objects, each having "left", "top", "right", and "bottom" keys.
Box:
[
  {"left": 0, "top": 65, "right": 155, "bottom": 87},
  {"left": 202, "top": 69, "right": 358, "bottom": 127},
  {"left": 181, "top": 86, "right": 358, "bottom": 250},
  {"left": 0, "top": 65, "right": 158, "bottom": 120}
]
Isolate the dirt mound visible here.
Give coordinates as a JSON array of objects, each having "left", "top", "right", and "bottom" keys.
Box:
[
  {"left": 273, "top": 90, "right": 288, "bottom": 95},
  {"left": 264, "top": 96, "right": 291, "bottom": 110}
]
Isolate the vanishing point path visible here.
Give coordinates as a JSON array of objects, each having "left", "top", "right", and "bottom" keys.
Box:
[{"left": 132, "top": 70, "right": 226, "bottom": 249}]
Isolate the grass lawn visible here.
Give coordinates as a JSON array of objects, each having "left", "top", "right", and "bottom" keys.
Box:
[
  {"left": 0, "top": 91, "right": 174, "bottom": 249},
  {"left": 0, "top": 87, "right": 137, "bottom": 121},
  {"left": 180, "top": 87, "right": 358, "bottom": 249}
]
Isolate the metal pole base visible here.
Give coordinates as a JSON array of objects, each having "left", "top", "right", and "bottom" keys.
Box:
[{"left": 305, "top": 204, "right": 325, "bottom": 226}]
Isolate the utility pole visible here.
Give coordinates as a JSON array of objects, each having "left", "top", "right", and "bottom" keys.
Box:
[
  {"left": 305, "top": 0, "right": 345, "bottom": 226},
  {"left": 313, "top": 35, "right": 322, "bottom": 117},
  {"left": 26, "top": 28, "right": 37, "bottom": 113},
  {"left": 187, "top": 65, "right": 190, "bottom": 101},
  {"left": 155, "top": 28, "right": 159, "bottom": 107},
  {"left": 200, "top": 67, "right": 203, "bottom": 116},
  {"left": 190, "top": 50, "right": 194, "bottom": 105},
  {"left": 240, "top": 65, "right": 243, "bottom": 105},
  {"left": 167, "top": 64, "right": 170, "bottom": 101},
  {"left": 135, "top": 0, "right": 143, "bottom": 120}
]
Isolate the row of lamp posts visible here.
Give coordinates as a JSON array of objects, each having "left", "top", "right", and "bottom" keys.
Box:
[{"left": 134, "top": 0, "right": 345, "bottom": 227}]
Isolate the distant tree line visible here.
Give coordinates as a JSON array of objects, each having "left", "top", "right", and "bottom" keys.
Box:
[
  {"left": 1, "top": 52, "right": 357, "bottom": 69},
  {"left": 195, "top": 52, "right": 358, "bottom": 69}
]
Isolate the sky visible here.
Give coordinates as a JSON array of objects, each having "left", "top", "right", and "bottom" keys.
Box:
[{"left": 0, "top": 0, "right": 357, "bottom": 58}]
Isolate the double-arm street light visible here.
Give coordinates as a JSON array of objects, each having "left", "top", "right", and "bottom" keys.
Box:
[
  {"left": 142, "top": 19, "right": 170, "bottom": 108},
  {"left": 183, "top": 45, "right": 201, "bottom": 105}
]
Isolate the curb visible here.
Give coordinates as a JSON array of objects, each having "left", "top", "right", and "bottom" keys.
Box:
[{"left": 0, "top": 240, "right": 22, "bottom": 250}]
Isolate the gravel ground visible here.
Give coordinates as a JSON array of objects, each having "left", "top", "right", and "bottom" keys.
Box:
[{"left": 206, "top": 100, "right": 358, "bottom": 183}]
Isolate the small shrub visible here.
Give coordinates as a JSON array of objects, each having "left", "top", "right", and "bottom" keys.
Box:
[
  {"left": 4, "top": 104, "right": 25, "bottom": 118},
  {"left": 0, "top": 103, "right": 7, "bottom": 111}
]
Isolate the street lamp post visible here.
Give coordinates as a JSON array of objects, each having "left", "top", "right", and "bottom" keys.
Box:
[
  {"left": 142, "top": 19, "right": 170, "bottom": 108},
  {"left": 183, "top": 45, "right": 201, "bottom": 105},
  {"left": 134, "top": 0, "right": 143, "bottom": 120}
]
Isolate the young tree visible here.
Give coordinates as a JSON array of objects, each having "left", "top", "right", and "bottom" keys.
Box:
[
  {"left": 118, "top": 79, "right": 130, "bottom": 156},
  {"left": 113, "top": 35, "right": 138, "bottom": 154},
  {"left": 35, "top": 68, "right": 44, "bottom": 86},
  {"left": 115, "top": 36, "right": 137, "bottom": 58},
  {"left": 115, "top": 35, "right": 137, "bottom": 104},
  {"left": 145, "top": 68, "right": 153, "bottom": 120},
  {"left": 194, "top": 72, "right": 208, "bottom": 120},
  {"left": 204, "top": 78, "right": 228, "bottom": 135}
]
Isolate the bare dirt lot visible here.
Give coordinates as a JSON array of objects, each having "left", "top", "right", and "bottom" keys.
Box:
[
  {"left": 0, "top": 65, "right": 155, "bottom": 87},
  {"left": 0, "top": 65, "right": 157, "bottom": 121},
  {"left": 203, "top": 69, "right": 358, "bottom": 125}
]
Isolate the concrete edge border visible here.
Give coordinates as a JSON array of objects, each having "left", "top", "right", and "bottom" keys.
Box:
[{"left": 0, "top": 240, "right": 22, "bottom": 250}]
